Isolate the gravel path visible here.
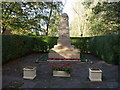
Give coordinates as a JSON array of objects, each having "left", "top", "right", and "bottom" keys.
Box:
[{"left": 2, "top": 53, "right": 118, "bottom": 88}]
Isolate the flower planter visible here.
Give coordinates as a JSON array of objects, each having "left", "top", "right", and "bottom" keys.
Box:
[
  {"left": 50, "top": 63, "right": 72, "bottom": 77},
  {"left": 53, "top": 71, "right": 70, "bottom": 77},
  {"left": 89, "top": 68, "right": 102, "bottom": 81},
  {"left": 23, "top": 66, "right": 36, "bottom": 80}
]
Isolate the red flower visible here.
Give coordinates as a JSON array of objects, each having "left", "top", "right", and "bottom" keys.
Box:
[
  {"left": 62, "top": 67, "right": 65, "bottom": 68},
  {"left": 61, "top": 63, "right": 66, "bottom": 66},
  {"left": 50, "top": 62, "right": 72, "bottom": 73},
  {"left": 67, "top": 66, "right": 71, "bottom": 68}
]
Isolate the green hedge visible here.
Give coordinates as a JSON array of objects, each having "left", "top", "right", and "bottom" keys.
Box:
[
  {"left": 31, "top": 36, "right": 58, "bottom": 52},
  {"left": 71, "top": 37, "right": 91, "bottom": 53},
  {"left": 2, "top": 35, "right": 34, "bottom": 64},
  {"left": 2, "top": 35, "right": 58, "bottom": 64},
  {"left": 89, "top": 34, "right": 120, "bottom": 65},
  {"left": 2, "top": 34, "right": 119, "bottom": 65},
  {"left": 32, "top": 36, "right": 48, "bottom": 52}
]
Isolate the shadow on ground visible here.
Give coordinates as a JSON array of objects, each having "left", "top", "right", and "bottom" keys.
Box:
[{"left": 2, "top": 53, "right": 118, "bottom": 88}]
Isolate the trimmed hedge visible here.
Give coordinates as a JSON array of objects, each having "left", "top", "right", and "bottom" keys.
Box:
[
  {"left": 32, "top": 36, "right": 48, "bottom": 52},
  {"left": 2, "top": 35, "right": 34, "bottom": 64},
  {"left": 71, "top": 37, "right": 91, "bottom": 53},
  {"left": 89, "top": 34, "right": 120, "bottom": 65},
  {"left": 31, "top": 36, "right": 58, "bottom": 52},
  {"left": 2, "top": 34, "right": 119, "bottom": 65},
  {"left": 2, "top": 35, "right": 58, "bottom": 64}
]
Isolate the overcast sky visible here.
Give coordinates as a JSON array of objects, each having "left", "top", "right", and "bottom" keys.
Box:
[{"left": 62, "top": 0, "right": 83, "bottom": 24}]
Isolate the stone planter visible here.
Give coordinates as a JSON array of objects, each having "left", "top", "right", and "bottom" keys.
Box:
[
  {"left": 23, "top": 66, "right": 36, "bottom": 80},
  {"left": 53, "top": 71, "right": 70, "bottom": 77},
  {"left": 89, "top": 68, "right": 102, "bottom": 81}
]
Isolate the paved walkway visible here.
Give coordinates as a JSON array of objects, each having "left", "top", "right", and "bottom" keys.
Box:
[{"left": 2, "top": 53, "right": 118, "bottom": 88}]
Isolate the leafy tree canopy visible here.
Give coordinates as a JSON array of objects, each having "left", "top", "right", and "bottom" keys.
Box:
[{"left": 2, "top": 2, "right": 63, "bottom": 36}]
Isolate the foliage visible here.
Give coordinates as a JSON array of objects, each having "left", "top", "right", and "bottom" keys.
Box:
[
  {"left": 70, "top": 1, "right": 120, "bottom": 37},
  {"left": 37, "top": 54, "right": 48, "bottom": 62},
  {"left": 48, "top": 12, "right": 60, "bottom": 37},
  {"left": 45, "top": 2, "right": 63, "bottom": 36},
  {"left": 2, "top": 2, "right": 26, "bottom": 33},
  {"left": 70, "top": 1, "right": 88, "bottom": 37},
  {"left": 82, "top": 1, "right": 120, "bottom": 36},
  {"left": 2, "top": 34, "right": 119, "bottom": 65},
  {"left": 71, "top": 37, "right": 91, "bottom": 53},
  {"left": 1, "top": 2, "right": 63, "bottom": 36},
  {"left": 2, "top": 35, "right": 34, "bottom": 64},
  {"left": 89, "top": 34, "right": 119, "bottom": 65},
  {"left": 43, "top": 37, "right": 58, "bottom": 50},
  {"left": 50, "top": 63, "right": 72, "bottom": 73},
  {"left": 80, "top": 54, "right": 92, "bottom": 63},
  {"left": 31, "top": 36, "right": 48, "bottom": 52}
]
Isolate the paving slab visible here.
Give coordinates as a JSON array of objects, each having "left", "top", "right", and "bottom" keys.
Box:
[{"left": 2, "top": 53, "right": 118, "bottom": 88}]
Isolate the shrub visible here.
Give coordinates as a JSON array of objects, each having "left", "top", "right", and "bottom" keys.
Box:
[
  {"left": 50, "top": 63, "right": 72, "bottom": 73},
  {"left": 71, "top": 37, "right": 91, "bottom": 53},
  {"left": 2, "top": 35, "right": 33, "bottom": 64},
  {"left": 31, "top": 36, "right": 48, "bottom": 52},
  {"left": 2, "top": 34, "right": 119, "bottom": 65},
  {"left": 89, "top": 34, "right": 119, "bottom": 65}
]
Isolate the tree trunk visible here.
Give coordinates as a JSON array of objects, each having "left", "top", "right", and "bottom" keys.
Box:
[
  {"left": 46, "top": 3, "right": 53, "bottom": 36},
  {"left": 2, "top": 26, "right": 7, "bottom": 34}
]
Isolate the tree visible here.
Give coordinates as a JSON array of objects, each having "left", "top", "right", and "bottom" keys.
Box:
[
  {"left": 69, "top": 0, "right": 120, "bottom": 37},
  {"left": 82, "top": 1, "right": 120, "bottom": 36},
  {"left": 69, "top": 1, "right": 90, "bottom": 37},
  {"left": 48, "top": 2, "right": 63, "bottom": 36},
  {"left": 1, "top": 2, "right": 63, "bottom": 36}
]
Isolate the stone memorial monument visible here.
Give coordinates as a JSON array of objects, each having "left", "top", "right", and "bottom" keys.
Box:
[{"left": 47, "top": 13, "right": 80, "bottom": 61}]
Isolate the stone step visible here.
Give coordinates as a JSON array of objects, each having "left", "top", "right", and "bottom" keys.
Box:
[
  {"left": 49, "top": 50, "right": 80, "bottom": 59},
  {"left": 48, "top": 52, "right": 80, "bottom": 59}
]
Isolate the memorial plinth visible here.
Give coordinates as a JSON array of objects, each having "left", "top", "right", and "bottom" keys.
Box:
[{"left": 48, "top": 13, "right": 80, "bottom": 61}]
